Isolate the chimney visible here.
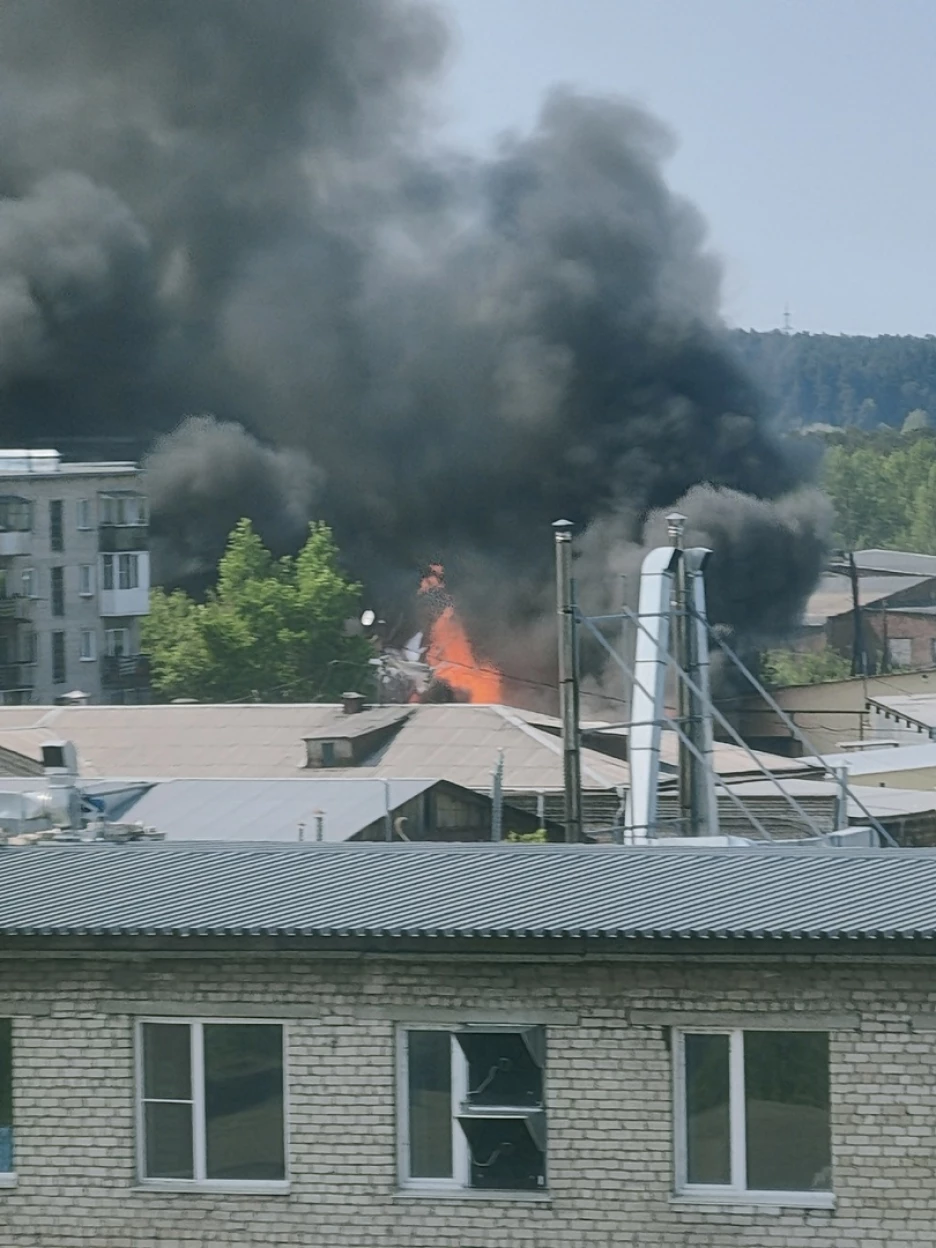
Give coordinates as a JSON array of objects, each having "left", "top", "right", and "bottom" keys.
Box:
[{"left": 342, "top": 691, "right": 366, "bottom": 715}]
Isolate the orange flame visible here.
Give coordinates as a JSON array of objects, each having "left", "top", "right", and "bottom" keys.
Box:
[{"left": 419, "top": 564, "right": 503, "bottom": 703}]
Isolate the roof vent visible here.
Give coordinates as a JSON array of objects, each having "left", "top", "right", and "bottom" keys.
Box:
[{"left": 342, "top": 691, "right": 366, "bottom": 715}]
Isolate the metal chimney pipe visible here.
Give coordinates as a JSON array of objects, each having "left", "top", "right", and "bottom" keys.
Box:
[
  {"left": 666, "top": 513, "right": 696, "bottom": 835},
  {"left": 554, "top": 519, "right": 582, "bottom": 843}
]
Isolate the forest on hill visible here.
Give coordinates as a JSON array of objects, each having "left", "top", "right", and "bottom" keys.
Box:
[{"left": 732, "top": 330, "right": 936, "bottom": 430}]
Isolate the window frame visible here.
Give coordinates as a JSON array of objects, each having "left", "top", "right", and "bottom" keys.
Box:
[
  {"left": 134, "top": 1017, "right": 290, "bottom": 1194},
  {"left": 672, "top": 1027, "right": 833, "bottom": 1209},
  {"left": 78, "top": 564, "right": 94, "bottom": 598},
  {"left": 77, "top": 498, "right": 92, "bottom": 530},
  {"left": 0, "top": 1017, "right": 13, "bottom": 1185},
  {"left": 396, "top": 1023, "right": 548, "bottom": 1197},
  {"left": 80, "top": 630, "right": 96, "bottom": 662},
  {"left": 51, "top": 630, "right": 66, "bottom": 685},
  {"left": 118, "top": 552, "right": 139, "bottom": 590}
]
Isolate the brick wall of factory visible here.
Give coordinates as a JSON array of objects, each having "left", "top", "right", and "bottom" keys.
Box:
[{"left": 1, "top": 950, "right": 935, "bottom": 1246}]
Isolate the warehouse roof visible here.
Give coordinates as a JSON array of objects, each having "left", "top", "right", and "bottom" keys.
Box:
[
  {"left": 1, "top": 842, "right": 935, "bottom": 943},
  {"left": 120, "top": 777, "right": 439, "bottom": 842}
]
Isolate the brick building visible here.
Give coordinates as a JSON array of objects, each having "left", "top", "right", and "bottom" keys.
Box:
[{"left": 1, "top": 841, "right": 936, "bottom": 1246}]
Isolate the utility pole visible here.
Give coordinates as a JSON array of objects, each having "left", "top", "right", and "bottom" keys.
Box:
[{"left": 554, "top": 520, "right": 582, "bottom": 843}]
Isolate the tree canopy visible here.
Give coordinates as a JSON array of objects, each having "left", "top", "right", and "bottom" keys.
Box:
[
  {"left": 732, "top": 330, "right": 936, "bottom": 430},
  {"left": 818, "top": 426, "right": 936, "bottom": 551},
  {"left": 142, "top": 519, "right": 374, "bottom": 703}
]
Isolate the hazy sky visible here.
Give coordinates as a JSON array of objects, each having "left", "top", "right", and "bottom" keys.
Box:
[{"left": 440, "top": 0, "right": 936, "bottom": 337}]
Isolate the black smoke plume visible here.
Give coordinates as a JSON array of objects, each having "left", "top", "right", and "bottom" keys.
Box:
[{"left": 0, "top": 1, "right": 828, "bottom": 703}]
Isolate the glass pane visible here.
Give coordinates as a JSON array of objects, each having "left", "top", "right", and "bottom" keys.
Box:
[
  {"left": 204, "top": 1024, "right": 285, "bottom": 1181},
  {"left": 745, "top": 1031, "right": 830, "bottom": 1191},
  {"left": 457, "top": 1031, "right": 543, "bottom": 1107},
  {"left": 142, "top": 1023, "right": 192, "bottom": 1101},
  {"left": 408, "top": 1031, "right": 453, "bottom": 1178},
  {"left": 685, "top": 1033, "right": 731, "bottom": 1185},
  {"left": 0, "top": 1019, "right": 12, "bottom": 1172},
  {"left": 145, "top": 1102, "right": 193, "bottom": 1178}
]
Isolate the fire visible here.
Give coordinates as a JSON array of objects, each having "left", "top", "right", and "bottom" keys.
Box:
[{"left": 419, "top": 563, "right": 503, "bottom": 703}]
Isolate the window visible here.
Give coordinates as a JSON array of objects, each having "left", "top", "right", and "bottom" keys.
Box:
[
  {"left": 77, "top": 499, "right": 92, "bottom": 530},
  {"left": 105, "top": 628, "right": 130, "bottom": 658},
  {"left": 49, "top": 499, "right": 63, "bottom": 552},
  {"left": 0, "top": 497, "right": 31, "bottom": 533},
  {"left": 887, "top": 637, "right": 912, "bottom": 668},
  {"left": 102, "top": 554, "right": 114, "bottom": 591},
  {"left": 80, "top": 630, "right": 96, "bottom": 662},
  {"left": 50, "top": 566, "right": 64, "bottom": 617},
  {"left": 118, "top": 553, "right": 139, "bottom": 590},
  {"left": 675, "top": 1030, "right": 831, "bottom": 1201},
  {"left": 79, "top": 565, "right": 94, "bottom": 597},
  {"left": 52, "top": 631, "right": 66, "bottom": 684},
  {"left": 138, "top": 1020, "right": 286, "bottom": 1187},
  {"left": 20, "top": 568, "right": 35, "bottom": 599},
  {"left": 100, "top": 493, "right": 147, "bottom": 526},
  {"left": 0, "top": 1020, "right": 11, "bottom": 1175},
  {"left": 400, "top": 1026, "right": 546, "bottom": 1192},
  {"left": 20, "top": 630, "right": 37, "bottom": 666}
]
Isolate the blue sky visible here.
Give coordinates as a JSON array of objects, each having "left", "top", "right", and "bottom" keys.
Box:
[{"left": 439, "top": 0, "right": 936, "bottom": 337}]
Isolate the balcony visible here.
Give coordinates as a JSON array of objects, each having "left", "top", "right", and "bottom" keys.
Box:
[
  {"left": 99, "top": 524, "right": 149, "bottom": 553},
  {"left": 0, "top": 596, "right": 30, "bottom": 622},
  {"left": 0, "top": 531, "right": 30, "bottom": 557},
  {"left": 0, "top": 664, "right": 31, "bottom": 692},
  {"left": 101, "top": 654, "right": 150, "bottom": 691}
]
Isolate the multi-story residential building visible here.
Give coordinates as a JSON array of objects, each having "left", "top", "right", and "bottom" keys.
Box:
[{"left": 0, "top": 449, "right": 149, "bottom": 705}]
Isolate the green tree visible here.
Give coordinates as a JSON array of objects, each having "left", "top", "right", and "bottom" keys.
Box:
[
  {"left": 760, "top": 648, "right": 852, "bottom": 689},
  {"left": 142, "top": 520, "right": 374, "bottom": 702}
]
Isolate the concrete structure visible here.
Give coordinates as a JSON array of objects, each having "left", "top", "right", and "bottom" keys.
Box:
[
  {"left": 0, "top": 842, "right": 935, "bottom": 1245},
  {"left": 724, "top": 667, "right": 936, "bottom": 756},
  {"left": 0, "top": 450, "right": 149, "bottom": 706},
  {"left": 867, "top": 692, "right": 936, "bottom": 744}
]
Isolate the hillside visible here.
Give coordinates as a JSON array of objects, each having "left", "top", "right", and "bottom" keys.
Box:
[{"left": 732, "top": 330, "right": 936, "bottom": 429}]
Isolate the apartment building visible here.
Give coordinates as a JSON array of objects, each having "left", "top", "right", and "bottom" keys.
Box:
[{"left": 0, "top": 450, "right": 150, "bottom": 705}]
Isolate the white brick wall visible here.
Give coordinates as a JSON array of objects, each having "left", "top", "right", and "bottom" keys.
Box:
[{"left": 0, "top": 953, "right": 934, "bottom": 1245}]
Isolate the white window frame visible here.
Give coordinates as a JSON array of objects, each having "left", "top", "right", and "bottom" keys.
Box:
[
  {"left": 118, "top": 553, "right": 139, "bottom": 590},
  {"left": 135, "top": 1017, "right": 290, "bottom": 1194},
  {"left": 396, "top": 1023, "right": 547, "bottom": 1196},
  {"left": 77, "top": 499, "right": 92, "bottom": 530},
  {"left": 102, "top": 554, "right": 114, "bottom": 591},
  {"left": 105, "top": 628, "right": 130, "bottom": 658},
  {"left": 20, "top": 568, "right": 36, "bottom": 600},
  {"left": 78, "top": 564, "right": 94, "bottom": 597},
  {"left": 80, "top": 630, "right": 96, "bottom": 662},
  {"left": 672, "top": 1028, "right": 833, "bottom": 1210}
]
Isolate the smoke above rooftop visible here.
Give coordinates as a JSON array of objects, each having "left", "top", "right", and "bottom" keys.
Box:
[{"left": 0, "top": 0, "right": 828, "bottom": 702}]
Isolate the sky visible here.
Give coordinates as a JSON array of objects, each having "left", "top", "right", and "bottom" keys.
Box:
[{"left": 439, "top": 0, "right": 936, "bottom": 338}]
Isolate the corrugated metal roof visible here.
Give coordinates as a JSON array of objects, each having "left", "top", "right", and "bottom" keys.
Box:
[
  {"left": 0, "top": 842, "right": 935, "bottom": 942},
  {"left": 854, "top": 549, "right": 936, "bottom": 578},
  {"left": 121, "top": 777, "right": 436, "bottom": 842},
  {"left": 0, "top": 703, "right": 632, "bottom": 790}
]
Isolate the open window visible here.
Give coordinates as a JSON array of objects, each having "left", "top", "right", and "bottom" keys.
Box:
[{"left": 401, "top": 1025, "right": 546, "bottom": 1193}]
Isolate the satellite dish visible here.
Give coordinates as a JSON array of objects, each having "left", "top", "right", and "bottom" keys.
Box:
[{"left": 361, "top": 609, "right": 376, "bottom": 628}]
